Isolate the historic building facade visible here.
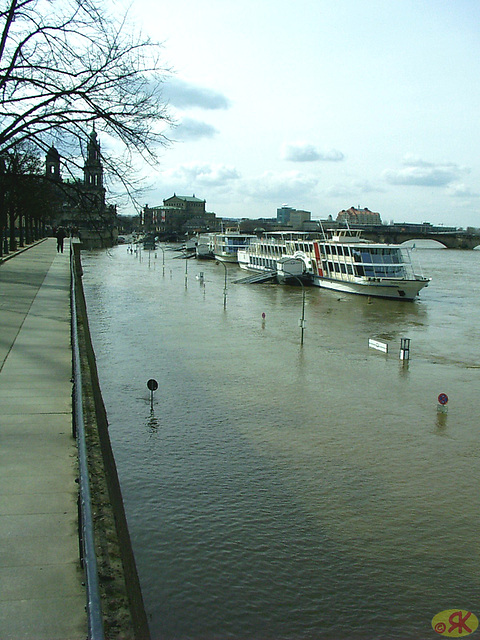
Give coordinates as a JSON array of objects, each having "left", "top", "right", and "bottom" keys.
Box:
[{"left": 142, "top": 194, "right": 219, "bottom": 235}]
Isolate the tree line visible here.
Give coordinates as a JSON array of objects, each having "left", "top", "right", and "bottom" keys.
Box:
[{"left": 0, "top": 0, "right": 171, "bottom": 255}]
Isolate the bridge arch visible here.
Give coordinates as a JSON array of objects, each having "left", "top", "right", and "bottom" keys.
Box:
[
  {"left": 359, "top": 228, "right": 480, "bottom": 249},
  {"left": 400, "top": 239, "right": 447, "bottom": 249}
]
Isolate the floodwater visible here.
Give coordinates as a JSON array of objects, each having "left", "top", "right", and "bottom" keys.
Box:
[{"left": 81, "top": 244, "right": 480, "bottom": 640}]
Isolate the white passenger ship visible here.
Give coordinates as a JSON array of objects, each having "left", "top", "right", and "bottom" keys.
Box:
[
  {"left": 195, "top": 233, "right": 215, "bottom": 259},
  {"left": 213, "top": 229, "right": 257, "bottom": 263},
  {"left": 237, "top": 230, "right": 430, "bottom": 300}
]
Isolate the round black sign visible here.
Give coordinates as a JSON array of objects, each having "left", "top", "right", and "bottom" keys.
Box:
[{"left": 147, "top": 379, "right": 159, "bottom": 391}]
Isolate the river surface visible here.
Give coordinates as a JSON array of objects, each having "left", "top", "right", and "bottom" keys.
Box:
[{"left": 81, "top": 244, "right": 480, "bottom": 640}]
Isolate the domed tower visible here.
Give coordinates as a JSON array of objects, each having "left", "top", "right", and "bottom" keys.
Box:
[
  {"left": 82, "top": 126, "right": 106, "bottom": 212},
  {"left": 83, "top": 127, "right": 103, "bottom": 190},
  {"left": 45, "top": 145, "right": 61, "bottom": 181}
]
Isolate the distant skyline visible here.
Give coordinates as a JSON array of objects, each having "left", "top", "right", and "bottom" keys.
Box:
[{"left": 112, "top": 0, "right": 480, "bottom": 228}]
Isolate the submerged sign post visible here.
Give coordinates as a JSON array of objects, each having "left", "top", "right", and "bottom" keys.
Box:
[
  {"left": 400, "top": 337, "right": 411, "bottom": 360},
  {"left": 437, "top": 392, "right": 449, "bottom": 414},
  {"left": 147, "top": 378, "right": 159, "bottom": 411}
]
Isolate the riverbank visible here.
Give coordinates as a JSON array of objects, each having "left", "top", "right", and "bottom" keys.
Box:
[{"left": 72, "top": 243, "right": 151, "bottom": 640}]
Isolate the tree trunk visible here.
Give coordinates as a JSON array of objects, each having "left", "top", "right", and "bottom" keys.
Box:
[
  {"left": 18, "top": 213, "right": 24, "bottom": 247},
  {"left": 8, "top": 208, "right": 16, "bottom": 251},
  {"left": 25, "top": 212, "right": 32, "bottom": 244}
]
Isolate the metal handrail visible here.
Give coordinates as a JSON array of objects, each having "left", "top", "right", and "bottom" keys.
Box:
[{"left": 70, "top": 242, "right": 105, "bottom": 640}]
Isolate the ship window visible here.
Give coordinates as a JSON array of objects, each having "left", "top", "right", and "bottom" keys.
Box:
[
  {"left": 340, "top": 263, "right": 347, "bottom": 274},
  {"left": 331, "top": 245, "right": 337, "bottom": 255},
  {"left": 361, "top": 252, "right": 372, "bottom": 263}
]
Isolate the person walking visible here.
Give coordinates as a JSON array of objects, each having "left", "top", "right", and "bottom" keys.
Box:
[{"left": 56, "top": 227, "right": 67, "bottom": 253}]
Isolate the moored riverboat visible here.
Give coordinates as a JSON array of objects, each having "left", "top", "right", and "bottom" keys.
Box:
[
  {"left": 213, "top": 229, "right": 257, "bottom": 263},
  {"left": 238, "top": 232, "right": 313, "bottom": 273},
  {"left": 310, "top": 230, "right": 430, "bottom": 299},
  {"left": 195, "top": 233, "right": 215, "bottom": 259},
  {"left": 238, "top": 230, "right": 430, "bottom": 300}
]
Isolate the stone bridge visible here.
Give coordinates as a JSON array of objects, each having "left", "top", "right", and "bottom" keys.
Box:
[{"left": 358, "top": 229, "right": 480, "bottom": 250}]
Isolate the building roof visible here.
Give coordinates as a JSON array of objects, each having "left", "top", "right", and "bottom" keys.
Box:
[
  {"left": 166, "top": 194, "right": 205, "bottom": 203},
  {"left": 336, "top": 206, "right": 382, "bottom": 224},
  {"left": 46, "top": 145, "right": 60, "bottom": 159}
]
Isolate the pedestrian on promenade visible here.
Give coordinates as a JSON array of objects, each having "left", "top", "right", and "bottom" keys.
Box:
[{"left": 56, "top": 227, "right": 67, "bottom": 253}]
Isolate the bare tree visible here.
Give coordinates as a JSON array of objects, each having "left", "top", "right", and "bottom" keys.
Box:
[{"left": 0, "top": 0, "right": 171, "bottom": 198}]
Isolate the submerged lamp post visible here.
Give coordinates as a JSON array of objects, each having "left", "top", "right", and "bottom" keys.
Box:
[
  {"left": 158, "top": 244, "right": 165, "bottom": 276},
  {"left": 216, "top": 260, "right": 228, "bottom": 308},
  {"left": 290, "top": 275, "right": 306, "bottom": 345}
]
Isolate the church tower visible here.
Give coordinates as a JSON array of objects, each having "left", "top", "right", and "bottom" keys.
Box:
[
  {"left": 45, "top": 145, "right": 61, "bottom": 181},
  {"left": 82, "top": 126, "right": 106, "bottom": 213},
  {"left": 83, "top": 126, "right": 104, "bottom": 190}
]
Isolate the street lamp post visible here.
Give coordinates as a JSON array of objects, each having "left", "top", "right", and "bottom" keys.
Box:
[
  {"left": 299, "top": 279, "right": 306, "bottom": 345},
  {"left": 216, "top": 260, "right": 228, "bottom": 308},
  {"left": 290, "top": 275, "right": 306, "bottom": 345},
  {"left": 157, "top": 244, "right": 165, "bottom": 276}
]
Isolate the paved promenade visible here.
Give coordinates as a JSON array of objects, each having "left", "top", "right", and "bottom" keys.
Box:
[{"left": 0, "top": 239, "right": 87, "bottom": 639}]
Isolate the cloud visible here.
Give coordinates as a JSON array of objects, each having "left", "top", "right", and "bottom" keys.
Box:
[
  {"left": 351, "top": 179, "right": 385, "bottom": 193},
  {"left": 323, "top": 184, "right": 354, "bottom": 198},
  {"left": 244, "top": 170, "right": 319, "bottom": 201},
  {"left": 163, "top": 162, "right": 240, "bottom": 186},
  {"left": 281, "top": 142, "right": 344, "bottom": 162},
  {"left": 163, "top": 77, "right": 231, "bottom": 110},
  {"left": 173, "top": 118, "right": 218, "bottom": 141},
  {"left": 446, "top": 183, "right": 480, "bottom": 198},
  {"left": 323, "top": 180, "right": 385, "bottom": 198},
  {"left": 142, "top": 168, "right": 320, "bottom": 216},
  {"left": 383, "top": 157, "right": 467, "bottom": 187}
]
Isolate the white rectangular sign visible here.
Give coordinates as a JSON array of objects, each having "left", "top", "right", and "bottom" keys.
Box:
[{"left": 369, "top": 338, "right": 388, "bottom": 353}]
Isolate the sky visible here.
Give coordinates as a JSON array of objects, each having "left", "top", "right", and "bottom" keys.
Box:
[{"left": 113, "top": 0, "right": 480, "bottom": 228}]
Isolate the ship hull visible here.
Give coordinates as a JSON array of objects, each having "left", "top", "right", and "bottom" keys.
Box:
[{"left": 311, "top": 274, "right": 429, "bottom": 300}]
